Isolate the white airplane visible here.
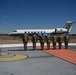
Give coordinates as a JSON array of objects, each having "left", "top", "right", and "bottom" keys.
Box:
[{"left": 9, "top": 21, "right": 76, "bottom": 37}]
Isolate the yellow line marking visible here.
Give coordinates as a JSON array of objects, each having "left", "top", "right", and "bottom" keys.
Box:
[
  {"left": 0, "top": 54, "right": 28, "bottom": 62},
  {"left": 0, "top": 52, "right": 8, "bottom": 55}
]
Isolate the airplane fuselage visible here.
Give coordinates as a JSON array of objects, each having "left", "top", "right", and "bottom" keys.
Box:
[
  {"left": 9, "top": 21, "right": 75, "bottom": 37},
  {"left": 9, "top": 28, "right": 68, "bottom": 37}
]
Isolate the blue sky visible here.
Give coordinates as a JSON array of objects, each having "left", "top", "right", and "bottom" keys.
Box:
[{"left": 0, "top": 0, "right": 76, "bottom": 34}]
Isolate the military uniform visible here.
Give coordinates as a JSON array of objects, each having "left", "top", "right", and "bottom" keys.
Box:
[
  {"left": 52, "top": 34, "right": 57, "bottom": 49},
  {"left": 46, "top": 34, "right": 51, "bottom": 50},
  {"left": 57, "top": 34, "right": 63, "bottom": 49},
  {"left": 64, "top": 34, "right": 69, "bottom": 49},
  {"left": 37, "top": 37, "right": 40, "bottom": 43},
  {"left": 40, "top": 33, "right": 45, "bottom": 50},
  {"left": 22, "top": 32, "right": 28, "bottom": 50},
  {"left": 32, "top": 33, "right": 37, "bottom": 50}
]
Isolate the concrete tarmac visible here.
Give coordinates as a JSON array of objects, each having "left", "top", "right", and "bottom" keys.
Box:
[{"left": 0, "top": 45, "right": 76, "bottom": 75}]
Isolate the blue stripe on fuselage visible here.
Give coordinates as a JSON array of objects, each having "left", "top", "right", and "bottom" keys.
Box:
[{"left": 9, "top": 31, "right": 68, "bottom": 37}]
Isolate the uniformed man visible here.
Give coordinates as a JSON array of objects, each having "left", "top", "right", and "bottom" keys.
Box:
[
  {"left": 57, "top": 34, "right": 63, "bottom": 49},
  {"left": 46, "top": 33, "right": 51, "bottom": 50},
  {"left": 52, "top": 34, "right": 57, "bottom": 49},
  {"left": 32, "top": 32, "right": 37, "bottom": 50},
  {"left": 22, "top": 31, "right": 29, "bottom": 51},
  {"left": 40, "top": 33, "right": 45, "bottom": 50},
  {"left": 64, "top": 33, "right": 69, "bottom": 49}
]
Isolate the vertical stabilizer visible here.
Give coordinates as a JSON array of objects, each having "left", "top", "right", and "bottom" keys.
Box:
[{"left": 64, "top": 21, "right": 76, "bottom": 32}]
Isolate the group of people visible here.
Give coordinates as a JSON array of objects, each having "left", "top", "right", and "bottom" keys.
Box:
[{"left": 22, "top": 31, "right": 69, "bottom": 51}]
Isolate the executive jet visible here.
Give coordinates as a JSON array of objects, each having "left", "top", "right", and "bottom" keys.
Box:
[{"left": 9, "top": 21, "right": 76, "bottom": 37}]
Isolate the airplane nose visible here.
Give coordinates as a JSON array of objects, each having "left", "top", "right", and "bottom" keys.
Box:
[{"left": 8, "top": 32, "right": 13, "bottom": 36}]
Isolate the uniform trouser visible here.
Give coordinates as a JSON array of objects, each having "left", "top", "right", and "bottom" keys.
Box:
[
  {"left": 33, "top": 42, "right": 36, "bottom": 50},
  {"left": 47, "top": 42, "right": 50, "bottom": 49},
  {"left": 65, "top": 42, "right": 68, "bottom": 49},
  {"left": 41, "top": 42, "right": 44, "bottom": 50},
  {"left": 53, "top": 42, "right": 56, "bottom": 49},
  {"left": 24, "top": 42, "right": 27, "bottom": 50},
  {"left": 58, "top": 42, "right": 62, "bottom": 49}
]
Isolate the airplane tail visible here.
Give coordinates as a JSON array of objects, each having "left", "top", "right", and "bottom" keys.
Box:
[{"left": 63, "top": 21, "right": 76, "bottom": 33}]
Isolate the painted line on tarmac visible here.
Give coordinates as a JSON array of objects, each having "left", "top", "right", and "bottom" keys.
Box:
[
  {"left": 0, "top": 54, "right": 28, "bottom": 62},
  {"left": 0, "top": 43, "right": 76, "bottom": 48},
  {"left": 0, "top": 52, "right": 8, "bottom": 55}
]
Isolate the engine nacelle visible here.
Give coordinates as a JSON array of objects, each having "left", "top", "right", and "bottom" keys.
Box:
[{"left": 55, "top": 28, "right": 67, "bottom": 33}]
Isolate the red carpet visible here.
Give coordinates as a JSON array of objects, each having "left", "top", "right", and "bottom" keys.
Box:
[{"left": 37, "top": 46, "right": 76, "bottom": 64}]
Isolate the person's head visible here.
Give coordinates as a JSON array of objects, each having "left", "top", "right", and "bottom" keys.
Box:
[
  {"left": 34, "top": 32, "right": 36, "bottom": 34},
  {"left": 55, "top": 29, "right": 57, "bottom": 33},
  {"left": 42, "top": 33, "right": 44, "bottom": 36},
  {"left": 25, "top": 31, "right": 26, "bottom": 33}
]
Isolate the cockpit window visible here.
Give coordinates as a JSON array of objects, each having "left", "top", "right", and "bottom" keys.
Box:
[{"left": 13, "top": 30, "right": 17, "bottom": 32}]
